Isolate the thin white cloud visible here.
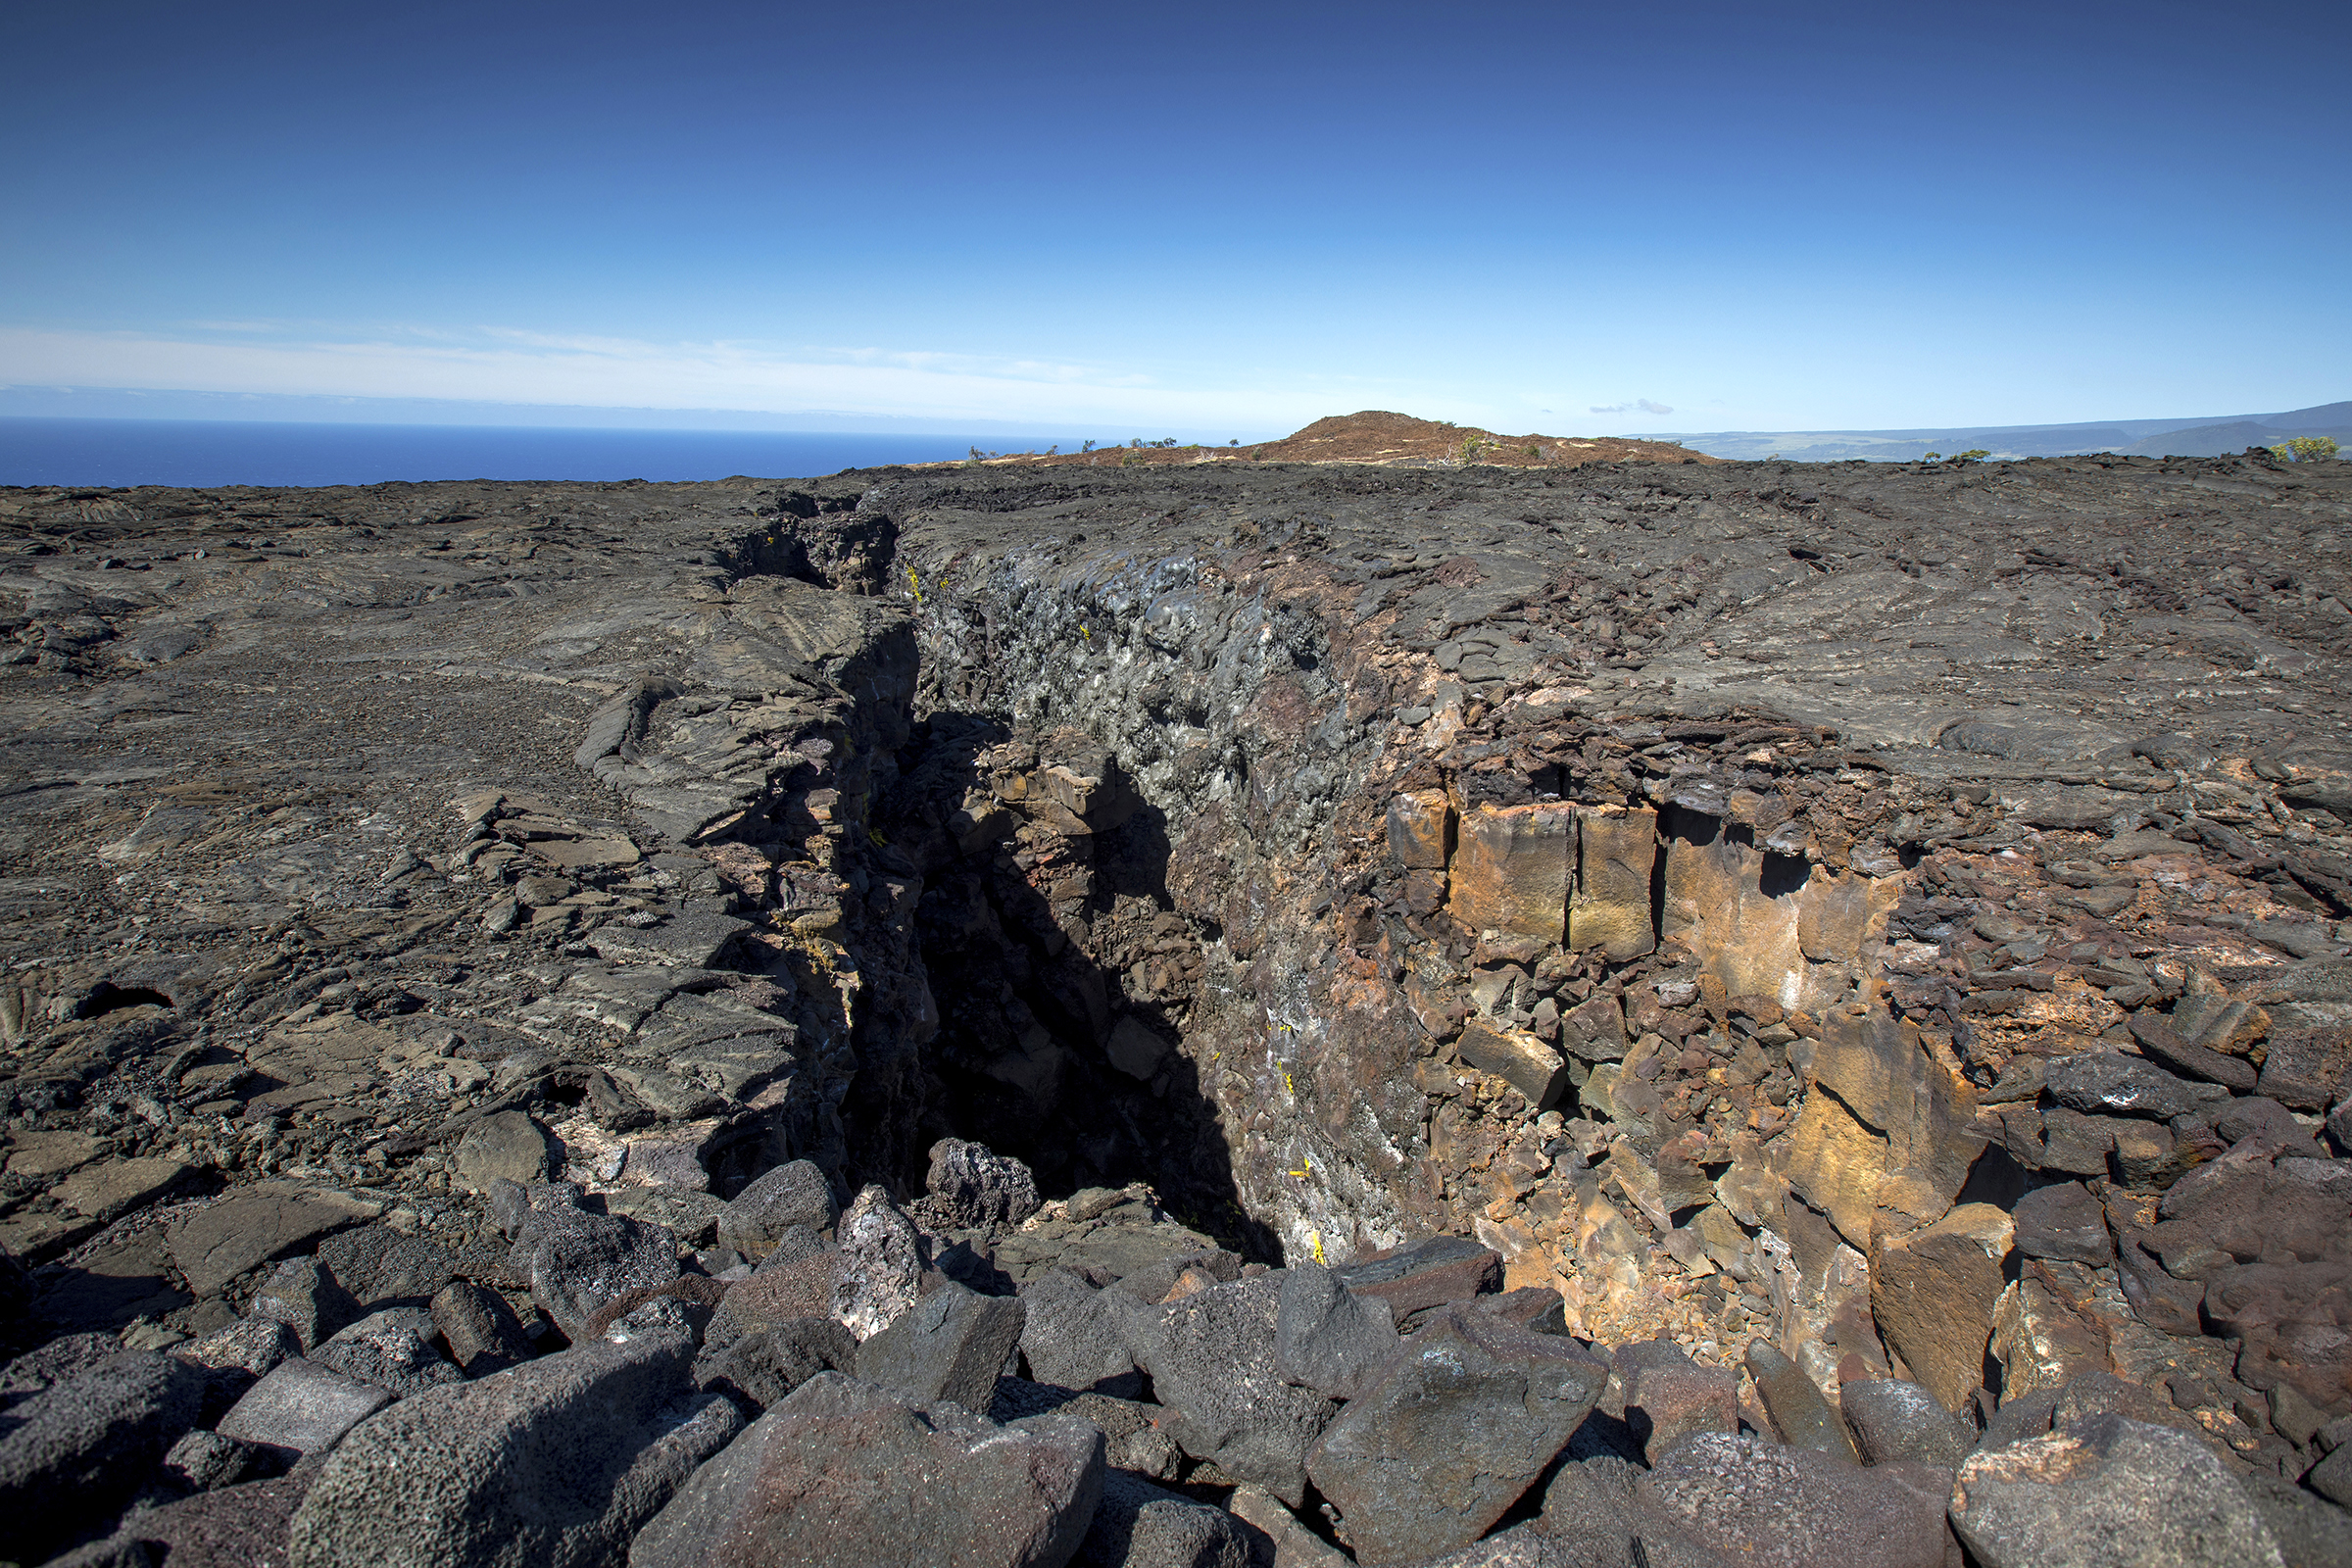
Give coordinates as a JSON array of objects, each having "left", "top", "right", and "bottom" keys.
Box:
[
  {"left": 0, "top": 323, "right": 1342, "bottom": 429},
  {"left": 1587, "top": 398, "right": 1675, "bottom": 416}
]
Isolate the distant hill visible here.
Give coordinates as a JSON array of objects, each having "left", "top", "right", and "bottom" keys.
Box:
[
  {"left": 931, "top": 412, "right": 1715, "bottom": 471},
  {"left": 1659, "top": 401, "right": 2349, "bottom": 463},
  {"left": 2121, "top": 402, "right": 2352, "bottom": 457}
]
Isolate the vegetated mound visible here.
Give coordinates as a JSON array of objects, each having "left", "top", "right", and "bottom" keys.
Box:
[
  {"left": 941, "top": 409, "right": 1713, "bottom": 470},
  {"left": 1243, "top": 410, "right": 1713, "bottom": 467}
]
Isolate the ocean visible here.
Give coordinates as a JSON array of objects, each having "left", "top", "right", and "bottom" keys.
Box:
[{"left": 0, "top": 416, "right": 1077, "bottom": 490}]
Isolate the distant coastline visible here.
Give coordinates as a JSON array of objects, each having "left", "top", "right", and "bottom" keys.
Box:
[
  {"left": 0, "top": 417, "right": 1086, "bottom": 489},
  {"left": 9, "top": 398, "right": 2344, "bottom": 491},
  {"left": 1655, "top": 399, "right": 2351, "bottom": 463}
]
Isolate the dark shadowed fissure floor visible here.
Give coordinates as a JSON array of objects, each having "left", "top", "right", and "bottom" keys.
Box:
[{"left": 865, "top": 710, "right": 1279, "bottom": 1260}]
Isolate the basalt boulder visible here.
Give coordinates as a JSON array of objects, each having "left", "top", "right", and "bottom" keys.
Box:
[
  {"left": 629, "top": 1374, "right": 1104, "bottom": 1568},
  {"left": 1306, "top": 1306, "right": 1608, "bottom": 1565},
  {"left": 286, "top": 1328, "right": 741, "bottom": 1568}
]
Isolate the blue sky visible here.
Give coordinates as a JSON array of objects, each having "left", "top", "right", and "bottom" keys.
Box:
[{"left": 2, "top": 1, "right": 2344, "bottom": 438}]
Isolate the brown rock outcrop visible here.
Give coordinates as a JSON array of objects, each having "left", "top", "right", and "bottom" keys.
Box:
[
  {"left": 1780, "top": 1010, "right": 1983, "bottom": 1249},
  {"left": 1868, "top": 1202, "right": 2015, "bottom": 1413}
]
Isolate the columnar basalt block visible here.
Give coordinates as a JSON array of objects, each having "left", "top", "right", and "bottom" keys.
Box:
[
  {"left": 1661, "top": 815, "right": 1900, "bottom": 1016},
  {"left": 1386, "top": 790, "right": 1453, "bottom": 870},
  {"left": 1570, "top": 805, "right": 1657, "bottom": 959},
  {"left": 1448, "top": 804, "right": 1571, "bottom": 942}
]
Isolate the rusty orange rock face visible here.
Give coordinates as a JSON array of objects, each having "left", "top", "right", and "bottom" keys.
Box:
[
  {"left": 1781, "top": 1010, "right": 1984, "bottom": 1250},
  {"left": 1448, "top": 804, "right": 1571, "bottom": 941},
  {"left": 1662, "top": 819, "right": 1900, "bottom": 1016}
]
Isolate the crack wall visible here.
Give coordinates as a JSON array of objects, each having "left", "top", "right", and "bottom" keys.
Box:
[{"left": 645, "top": 462, "right": 2352, "bottom": 1434}]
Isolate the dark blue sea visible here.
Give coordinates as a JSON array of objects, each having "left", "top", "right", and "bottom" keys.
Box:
[{"left": 0, "top": 417, "right": 1080, "bottom": 489}]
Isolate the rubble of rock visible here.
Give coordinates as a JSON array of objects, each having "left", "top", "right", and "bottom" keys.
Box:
[{"left": 3, "top": 444, "right": 2352, "bottom": 1564}]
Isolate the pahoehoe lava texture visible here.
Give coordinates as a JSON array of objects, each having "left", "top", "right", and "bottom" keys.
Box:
[{"left": 4, "top": 446, "right": 2352, "bottom": 1566}]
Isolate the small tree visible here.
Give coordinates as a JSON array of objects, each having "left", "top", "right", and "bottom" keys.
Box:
[
  {"left": 1955, "top": 449, "right": 1991, "bottom": 462},
  {"left": 2276, "top": 436, "right": 2340, "bottom": 463}
]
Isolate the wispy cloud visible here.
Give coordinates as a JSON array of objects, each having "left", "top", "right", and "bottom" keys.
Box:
[
  {"left": 1588, "top": 398, "right": 1675, "bottom": 416},
  {"left": 0, "top": 322, "right": 1340, "bottom": 429}
]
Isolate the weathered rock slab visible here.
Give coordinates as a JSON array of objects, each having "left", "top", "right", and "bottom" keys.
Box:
[
  {"left": 1639, "top": 1431, "right": 1952, "bottom": 1568},
  {"left": 715, "top": 1158, "right": 837, "bottom": 1261},
  {"left": 1949, "top": 1413, "right": 2286, "bottom": 1568},
  {"left": 167, "top": 1184, "right": 380, "bottom": 1297},
  {"left": 216, "top": 1357, "right": 394, "bottom": 1457},
  {"left": 1305, "top": 1306, "right": 1607, "bottom": 1565},
  {"left": 854, "top": 1278, "right": 1024, "bottom": 1412},
  {"left": 1135, "top": 1275, "right": 1338, "bottom": 1508},
  {"left": 629, "top": 1374, "right": 1103, "bottom": 1568},
  {"left": 286, "top": 1328, "right": 739, "bottom": 1568},
  {"left": 1333, "top": 1236, "right": 1503, "bottom": 1322},
  {"left": 693, "top": 1316, "right": 856, "bottom": 1412},
  {"left": 1018, "top": 1266, "right": 1146, "bottom": 1396},
  {"left": 1838, "top": 1378, "right": 1970, "bottom": 1469},
  {"left": 1274, "top": 1262, "right": 1399, "bottom": 1401}
]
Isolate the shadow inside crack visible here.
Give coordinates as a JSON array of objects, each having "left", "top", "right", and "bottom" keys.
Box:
[{"left": 871, "top": 710, "right": 1279, "bottom": 1261}]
